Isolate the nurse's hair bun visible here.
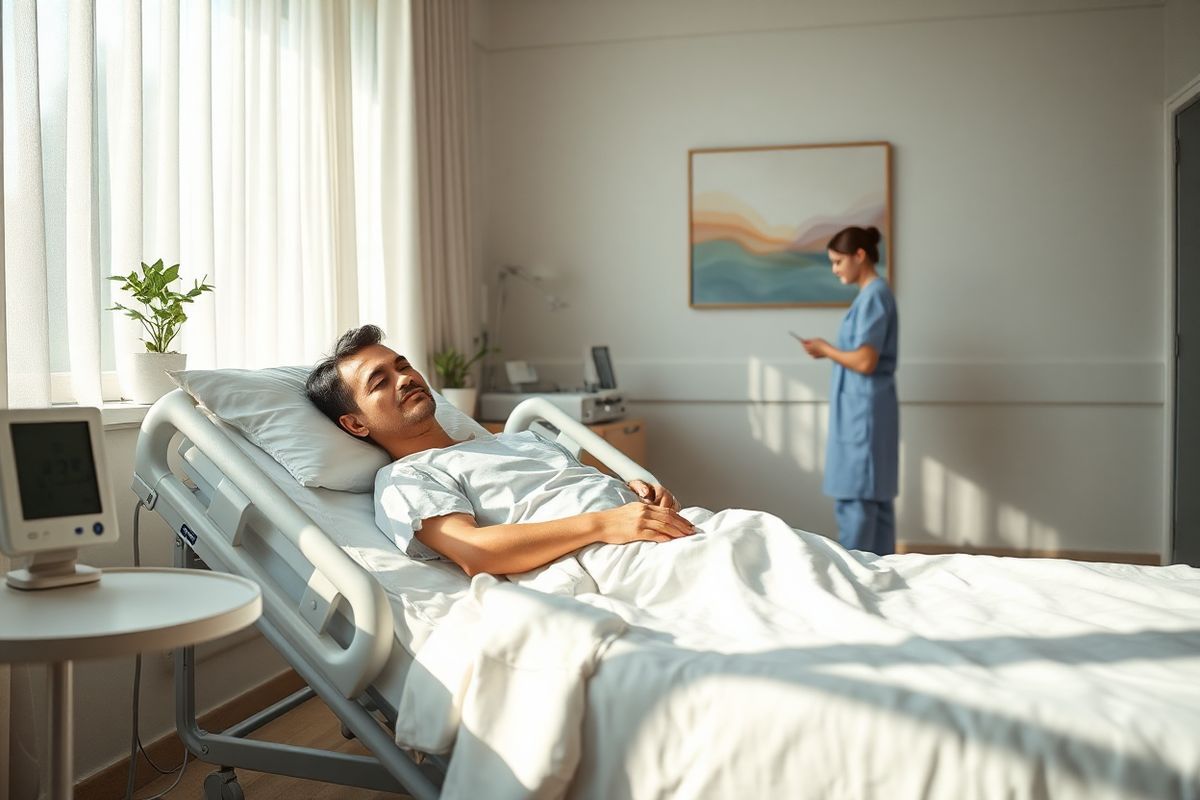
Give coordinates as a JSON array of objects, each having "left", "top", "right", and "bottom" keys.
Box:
[{"left": 827, "top": 225, "right": 882, "bottom": 264}]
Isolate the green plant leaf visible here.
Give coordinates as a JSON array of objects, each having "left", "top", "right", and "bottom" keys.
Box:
[
  {"left": 433, "top": 341, "right": 494, "bottom": 389},
  {"left": 106, "top": 259, "right": 214, "bottom": 352}
]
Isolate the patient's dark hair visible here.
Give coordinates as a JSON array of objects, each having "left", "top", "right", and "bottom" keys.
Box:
[
  {"left": 306, "top": 325, "right": 385, "bottom": 423},
  {"left": 827, "top": 225, "right": 882, "bottom": 264}
]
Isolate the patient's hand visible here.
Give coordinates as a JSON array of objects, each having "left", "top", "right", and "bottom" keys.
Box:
[
  {"left": 627, "top": 480, "right": 681, "bottom": 512},
  {"left": 593, "top": 501, "right": 695, "bottom": 545}
]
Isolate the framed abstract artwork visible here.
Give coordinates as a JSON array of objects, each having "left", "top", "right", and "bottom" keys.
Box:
[{"left": 688, "top": 141, "right": 892, "bottom": 308}]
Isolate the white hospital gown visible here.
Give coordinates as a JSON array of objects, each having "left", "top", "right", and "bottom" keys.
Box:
[{"left": 374, "top": 431, "right": 639, "bottom": 560}]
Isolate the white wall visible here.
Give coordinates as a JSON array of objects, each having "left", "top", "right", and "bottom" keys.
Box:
[
  {"left": 476, "top": 1, "right": 1169, "bottom": 555},
  {"left": 9, "top": 425, "right": 288, "bottom": 790},
  {"left": 1166, "top": 0, "right": 1200, "bottom": 96}
]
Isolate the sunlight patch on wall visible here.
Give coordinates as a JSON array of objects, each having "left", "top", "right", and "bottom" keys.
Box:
[
  {"left": 996, "top": 501, "right": 1061, "bottom": 550},
  {"left": 921, "top": 457, "right": 946, "bottom": 537},
  {"left": 746, "top": 357, "right": 827, "bottom": 468},
  {"left": 786, "top": 379, "right": 819, "bottom": 471},
  {"left": 947, "top": 473, "right": 987, "bottom": 543},
  {"left": 746, "top": 358, "right": 784, "bottom": 455},
  {"left": 922, "top": 458, "right": 988, "bottom": 543},
  {"left": 1029, "top": 519, "right": 1062, "bottom": 551},
  {"left": 922, "top": 461, "right": 1060, "bottom": 549},
  {"left": 997, "top": 503, "right": 1030, "bottom": 547}
]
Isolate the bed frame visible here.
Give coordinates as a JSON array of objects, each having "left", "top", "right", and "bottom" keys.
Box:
[{"left": 131, "top": 389, "right": 656, "bottom": 800}]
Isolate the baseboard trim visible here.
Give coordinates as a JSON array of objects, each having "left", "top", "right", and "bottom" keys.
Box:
[
  {"left": 897, "top": 541, "right": 1162, "bottom": 565},
  {"left": 75, "top": 669, "right": 306, "bottom": 800}
]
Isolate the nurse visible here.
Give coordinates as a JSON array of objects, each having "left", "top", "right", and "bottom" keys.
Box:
[{"left": 799, "top": 225, "right": 899, "bottom": 555}]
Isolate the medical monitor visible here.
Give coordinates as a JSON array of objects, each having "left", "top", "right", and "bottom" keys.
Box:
[
  {"left": 590, "top": 346, "right": 617, "bottom": 391},
  {"left": 0, "top": 407, "right": 118, "bottom": 589}
]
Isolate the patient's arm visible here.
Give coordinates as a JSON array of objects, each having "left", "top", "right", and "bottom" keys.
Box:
[
  {"left": 416, "top": 503, "right": 696, "bottom": 577},
  {"left": 627, "top": 479, "right": 680, "bottom": 511}
]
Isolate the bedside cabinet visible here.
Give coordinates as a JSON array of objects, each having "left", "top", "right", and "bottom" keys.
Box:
[{"left": 480, "top": 418, "right": 648, "bottom": 476}]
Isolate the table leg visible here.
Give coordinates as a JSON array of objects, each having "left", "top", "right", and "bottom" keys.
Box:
[{"left": 47, "top": 661, "right": 72, "bottom": 800}]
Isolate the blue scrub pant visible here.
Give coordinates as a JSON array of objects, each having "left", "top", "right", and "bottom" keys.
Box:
[{"left": 835, "top": 499, "right": 895, "bottom": 556}]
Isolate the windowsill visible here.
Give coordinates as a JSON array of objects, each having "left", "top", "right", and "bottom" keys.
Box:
[{"left": 101, "top": 402, "right": 151, "bottom": 429}]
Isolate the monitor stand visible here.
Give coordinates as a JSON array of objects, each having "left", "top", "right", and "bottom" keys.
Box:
[{"left": 7, "top": 548, "right": 100, "bottom": 590}]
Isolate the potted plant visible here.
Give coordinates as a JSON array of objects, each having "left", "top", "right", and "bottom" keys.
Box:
[
  {"left": 432, "top": 335, "right": 495, "bottom": 417},
  {"left": 109, "top": 259, "right": 214, "bottom": 404}
]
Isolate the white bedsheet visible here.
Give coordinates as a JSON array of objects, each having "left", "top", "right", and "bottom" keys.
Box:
[
  {"left": 397, "top": 507, "right": 1200, "bottom": 800},
  {"left": 199, "top": 422, "right": 1200, "bottom": 798}
]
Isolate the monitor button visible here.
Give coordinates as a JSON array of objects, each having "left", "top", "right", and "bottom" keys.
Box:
[
  {"left": 92, "top": 522, "right": 104, "bottom": 535},
  {"left": 75, "top": 527, "right": 84, "bottom": 535}
]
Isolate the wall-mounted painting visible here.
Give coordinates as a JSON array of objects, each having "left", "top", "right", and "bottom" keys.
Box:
[{"left": 689, "top": 141, "right": 892, "bottom": 308}]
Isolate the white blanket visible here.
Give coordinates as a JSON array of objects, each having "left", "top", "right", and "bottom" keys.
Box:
[{"left": 395, "top": 508, "right": 1200, "bottom": 799}]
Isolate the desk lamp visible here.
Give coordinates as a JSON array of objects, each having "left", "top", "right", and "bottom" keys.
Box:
[
  {"left": 0, "top": 407, "right": 119, "bottom": 589},
  {"left": 486, "top": 264, "right": 568, "bottom": 390}
]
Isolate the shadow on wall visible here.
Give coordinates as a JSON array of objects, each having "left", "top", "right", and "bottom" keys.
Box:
[
  {"left": 748, "top": 356, "right": 1067, "bottom": 550},
  {"left": 646, "top": 356, "right": 1074, "bottom": 552}
]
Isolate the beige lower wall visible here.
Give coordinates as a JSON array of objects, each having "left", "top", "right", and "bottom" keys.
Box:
[{"left": 634, "top": 401, "right": 1165, "bottom": 558}]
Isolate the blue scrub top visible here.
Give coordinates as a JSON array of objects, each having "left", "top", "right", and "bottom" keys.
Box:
[{"left": 823, "top": 278, "right": 899, "bottom": 501}]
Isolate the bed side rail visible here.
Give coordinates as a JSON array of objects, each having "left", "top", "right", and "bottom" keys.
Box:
[
  {"left": 504, "top": 397, "right": 659, "bottom": 485},
  {"left": 132, "top": 390, "right": 393, "bottom": 699}
]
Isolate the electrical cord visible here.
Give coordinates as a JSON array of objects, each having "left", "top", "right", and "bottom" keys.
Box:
[
  {"left": 124, "top": 500, "right": 191, "bottom": 800},
  {"left": 136, "top": 751, "right": 189, "bottom": 800},
  {"left": 131, "top": 500, "right": 178, "bottom": 772}
]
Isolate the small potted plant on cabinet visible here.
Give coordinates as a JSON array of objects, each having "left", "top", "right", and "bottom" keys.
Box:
[
  {"left": 109, "top": 259, "right": 214, "bottom": 404},
  {"left": 432, "top": 335, "right": 495, "bottom": 417}
]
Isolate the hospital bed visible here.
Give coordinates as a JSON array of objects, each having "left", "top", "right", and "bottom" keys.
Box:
[
  {"left": 132, "top": 383, "right": 1200, "bottom": 800},
  {"left": 131, "top": 386, "right": 651, "bottom": 800}
]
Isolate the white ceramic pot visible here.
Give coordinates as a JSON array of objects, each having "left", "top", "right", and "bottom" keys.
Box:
[
  {"left": 441, "top": 387, "right": 478, "bottom": 418},
  {"left": 127, "top": 352, "right": 187, "bottom": 404}
]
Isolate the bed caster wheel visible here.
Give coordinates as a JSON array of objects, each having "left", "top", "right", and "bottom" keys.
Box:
[
  {"left": 203, "top": 768, "right": 245, "bottom": 800},
  {"left": 340, "top": 723, "right": 356, "bottom": 740}
]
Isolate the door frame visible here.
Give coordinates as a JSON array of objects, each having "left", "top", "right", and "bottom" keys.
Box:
[{"left": 1165, "top": 72, "right": 1200, "bottom": 564}]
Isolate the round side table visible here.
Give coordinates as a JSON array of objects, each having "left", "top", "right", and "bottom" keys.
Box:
[{"left": 0, "top": 567, "right": 262, "bottom": 800}]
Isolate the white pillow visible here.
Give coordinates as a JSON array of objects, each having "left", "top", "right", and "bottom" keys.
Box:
[
  {"left": 205, "top": 414, "right": 471, "bottom": 651},
  {"left": 169, "top": 365, "right": 491, "bottom": 492}
]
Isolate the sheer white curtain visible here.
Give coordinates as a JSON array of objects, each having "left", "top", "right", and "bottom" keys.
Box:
[
  {"left": 4, "top": 0, "right": 52, "bottom": 407},
  {"left": 2, "top": 0, "right": 427, "bottom": 409},
  {"left": 0, "top": 1, "right": 429, "bottom": 789},
  {"left": 173, "top": 0, "right": 425, "bottom": 370},
  {"left": 412, "top": 0, "right": 475, "bottom": 368}
]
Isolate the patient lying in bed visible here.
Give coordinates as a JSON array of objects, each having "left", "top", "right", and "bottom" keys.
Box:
[
  {"left": 297, "top": 329, "right": 1200, "bottom": 800},
  {"left": 306, "top": 325, "right": 697, "bottom": 576}
]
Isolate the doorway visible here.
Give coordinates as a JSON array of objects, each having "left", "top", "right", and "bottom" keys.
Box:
[{"left": 1174, "top": 95, "right": 1200, "bottom": 566}]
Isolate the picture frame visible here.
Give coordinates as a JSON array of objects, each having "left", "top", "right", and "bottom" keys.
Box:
[{"left": 688, "top": 141, "right": 893, "bottom": 308}]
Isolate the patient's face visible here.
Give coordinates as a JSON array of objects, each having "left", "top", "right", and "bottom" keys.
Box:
[{"left": 336, "top": 344, "right": 436, "bottom": 438}]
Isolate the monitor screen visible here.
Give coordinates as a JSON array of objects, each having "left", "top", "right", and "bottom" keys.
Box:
[
  {"left": 11, "top": 421, "right": 103, "bottom": 520},
  {"left": 591, "top": 346, "right": 617, "bottom": 390}
]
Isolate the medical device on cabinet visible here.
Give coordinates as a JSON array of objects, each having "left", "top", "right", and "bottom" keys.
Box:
[{"left": 480, "top": 345, "right": 626, "bottom": 424}]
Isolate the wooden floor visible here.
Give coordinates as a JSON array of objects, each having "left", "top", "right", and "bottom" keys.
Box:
[{"left": 139, "top": 696, "right": 413, "bottom": 799}]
